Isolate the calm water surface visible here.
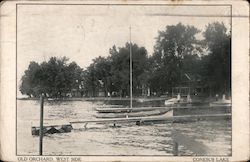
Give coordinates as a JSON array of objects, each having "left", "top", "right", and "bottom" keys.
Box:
[{"left": 17, "top": 100, "right": 231, "bottom": 156}]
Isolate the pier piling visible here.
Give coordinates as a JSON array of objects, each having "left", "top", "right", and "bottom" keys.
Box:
[
  {"left": 39, "top": 94, "right": 44, "bottom": 155},
  {"left": 173, "top": 141, "right": 179, "bottom": 156}
]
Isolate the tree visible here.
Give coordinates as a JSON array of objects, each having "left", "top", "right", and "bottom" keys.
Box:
[
  {"left": 20, "top": 57, "right": 83, "bottom": 98},
  {"left": 109, "top": 43, "right": 149, "bottom": 97},
  {"left": 150, "top": 23, "right": 201, "bottom": 94},
  {"left": 82, "top": 43, "right": 150, "bottom": 97},
  {"left": 20, "top": 62, "right": 41, "bottom": 97},
  {"left": 82, "top": 56, "right": 112, "bottom": 97},
  {"left": 109, "top": 44, "right": 130, "bottom": 97},
  {"left": 203, "top": 22, "right": 231, "bottom": 95}
]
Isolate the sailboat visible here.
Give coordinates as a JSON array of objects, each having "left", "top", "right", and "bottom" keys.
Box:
[{"left": 95, "top": 27, "right": 171, "bottom": 118}]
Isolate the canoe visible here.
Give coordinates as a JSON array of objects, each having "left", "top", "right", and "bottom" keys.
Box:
[{"left": 94, "top": 109, "right": 170, "bottom": 118}]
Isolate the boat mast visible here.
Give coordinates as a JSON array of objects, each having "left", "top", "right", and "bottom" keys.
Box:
[{"left": 129, "top": 26, "right": 133, "bottom": 108}]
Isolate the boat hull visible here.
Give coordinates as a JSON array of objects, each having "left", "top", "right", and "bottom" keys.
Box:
[
  {"left": 95, "top": 109, "right": 171, "bottom": 118},
  {"left": 95, "top": 106, "right": 170, "bottom": 113}
]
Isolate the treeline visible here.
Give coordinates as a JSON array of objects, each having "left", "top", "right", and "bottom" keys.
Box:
[
  {"left": 20, "top": 57, "right": 83, "bottom": 98},
  {"left": 20, "top": 22, "right": 231, "bottom": 98}
]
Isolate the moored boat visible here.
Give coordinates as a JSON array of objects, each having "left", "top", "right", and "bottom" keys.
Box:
[
  {"left": 95, "top": 105, "right": 126, "bottom": 108},
  {"left": 209, "top": 99, "right": 231, "bottom": 106},
  {"left": 95, "top": 106, "right": 170, "bottom": 113},
  {"left": 95, "top": 109, "right": 171, "bottom": 118},
  {"left": 164, "top": 98, "right": 179, "bottom": 106}
]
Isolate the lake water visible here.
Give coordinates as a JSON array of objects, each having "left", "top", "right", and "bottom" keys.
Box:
[{"left": 17, "top": 99, "right": 231, "bottom": 156}]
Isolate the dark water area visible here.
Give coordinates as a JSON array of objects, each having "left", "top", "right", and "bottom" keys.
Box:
[{"left": 17, "top": 99, "right": 231, "bottom": 156}]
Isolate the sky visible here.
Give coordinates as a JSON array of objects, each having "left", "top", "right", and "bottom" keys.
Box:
[{"left": 17, "top": 4, "right": 231, "bottom": 89}]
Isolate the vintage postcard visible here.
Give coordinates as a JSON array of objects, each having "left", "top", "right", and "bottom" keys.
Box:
[{"left": 0, "top": 0, "right": 249, "bottom": 162}]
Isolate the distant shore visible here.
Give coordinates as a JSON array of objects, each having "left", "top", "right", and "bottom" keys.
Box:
[
  {"left": 17, "top": 96, "right": 170, "bottom": 102},
  {"left": 16, "top": 95, "right": 218, "bottom": 103}
]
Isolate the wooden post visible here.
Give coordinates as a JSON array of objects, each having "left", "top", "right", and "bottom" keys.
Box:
[
  {"left": 39, "top": 94, "right": 44, "bottom": 155},
  {"left": 173, "top": 141, "right": 178, "bottom": 156}
]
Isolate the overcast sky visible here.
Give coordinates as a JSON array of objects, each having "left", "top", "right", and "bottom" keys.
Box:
[{"left": 17, "top": 5, "right": 231, "bottom": 88}]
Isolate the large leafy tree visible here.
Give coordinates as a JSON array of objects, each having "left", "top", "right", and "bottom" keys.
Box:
[
  {"left": 109, "top": 44, "right": 130, "bottom": 97},
  {"left": 20, "top": 57, "right": 83, "bottom": 98},
  {"left": 83, "top": 56, "right": 112, "bottom": 97},
  {"left": 202, "top": 22, "right": 231, "bottom": 95},
  {"left": 83, "top": 43, "right": 149, "bottom": 97},
  {"left": 110, "top": 43, "right": 149, "bottom": 97},
  {"left": 20, "top": 61, "right": 41, "bottom": 97},
  {"left": 150, "top": 23, "right": 201, "bottom": 94}
]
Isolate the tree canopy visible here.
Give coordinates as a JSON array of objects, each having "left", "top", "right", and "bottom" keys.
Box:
[
  {"left": 149, "top": 23, "right": 202, "bottom": 94},
  {"left": 202, "top": 22, "right": 231, "bottom": 95},
  {"left": 20, "top": 57, "right": 83, "bottom": 98},
  {"left": 20, "top": 22, "right": 231, "bottom": 98},
  {"left": 82, "top": 43, "right": 149, "bottom": 97}
]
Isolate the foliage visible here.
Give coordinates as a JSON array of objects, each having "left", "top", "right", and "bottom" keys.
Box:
[
  {"left": 149, "top": 23, "right": 202, "bottom": 94},
  {"left": 20, "top": 22, "right": 231, "bottom": 98},
  {"left": 82, "top": 43, "right": 149, "bottom": 97},
  {"left": 20, "top": 57, "right": 83, "bottom": 98},
  {"left": 202, "top": 22, "right": 231, "bottom": 95}
]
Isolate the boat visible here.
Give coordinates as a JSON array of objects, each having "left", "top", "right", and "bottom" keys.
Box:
[
  {"left": 209, "top": 99, "right": 231, "bottom": 107},
  {"left": 94, "top": 105, "right": 126, "bottom": 108},
  {"left": 95, "top": 106, "right": 171, "bottom": 113},
  {"left": 137, "top": 97, "right": 168, "bottom": 103},
  {"left": 95, "top": 109, "right": 171, "bottom": 118},
  {"left": 164, "top": 94, "right": 231, "bottom": 116},
  {"left": 164, "top": 93, "right": 192, "bottom": 106},
  {"left": 164, "top": 98, "right": 179, "bottom": 106},
  {"left": 209, "top": 94, "right": 231, "bottom": 106}
]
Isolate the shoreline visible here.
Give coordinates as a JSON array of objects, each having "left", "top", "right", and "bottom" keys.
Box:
[
  {"left": 16, "top": 96, "right": 218, "bottom": 103},
  {"left": 16, "top": 96, "right": 170, "bottom": 102}
]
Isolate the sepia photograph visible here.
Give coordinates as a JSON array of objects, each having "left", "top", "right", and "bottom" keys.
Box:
[{"left": 16, "top": 3, "right": 232, "bottom": 156}]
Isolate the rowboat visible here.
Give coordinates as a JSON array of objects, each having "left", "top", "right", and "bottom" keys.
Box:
[
  {"left": 94, "top": 108, "right": 171, "bottom": 118},
  {"left": 164, "top": 98, "right": 179, "bottom": 106},
  {"left": 95, "top": 106, "right": 170, "bottom": 113},
  {"left": 95, "top": 105, "right": 126, "bottom": 108}
]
